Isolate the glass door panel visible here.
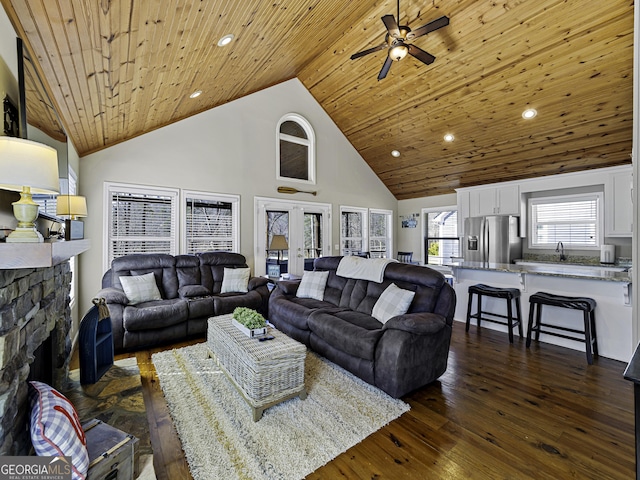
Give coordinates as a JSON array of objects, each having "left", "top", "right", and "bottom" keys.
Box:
[{"left": 266, "top": 210, "right": 289, "bottom": 276}]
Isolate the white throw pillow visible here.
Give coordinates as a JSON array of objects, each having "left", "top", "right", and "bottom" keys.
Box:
[
  {"left": 296, "top": 270, "right": 329, "bottom": 301},
  {"left": 372, "top": 283, "right": 415, "bottom": 324},
  {"left": 120, "top": 272, "right": 162, "bottom": 305},
  {"left": 221, "top": 267, "right": 250, "bottom": 293}
]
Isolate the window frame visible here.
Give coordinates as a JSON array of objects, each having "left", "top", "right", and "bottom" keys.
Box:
[
  {"left": 276, "top": 113, "right": 316, "bottom": 185},
  {"left": 369, "top": 208, "right": 393, "bottom": 259},
  {"left": 103, "top": 182, "right": 179, "bottom": 271},
  {"left": 528, "top": 192, "right": 604, "bottom": 250},
  {"left": 422, "top": 206, "right": 460, "bottom": 266},
  {"left": 181, "top": 190, "right": 240, "bottom": 254},
  {"left": 339, "top": 206, "right": 368, "bottom": 256}
]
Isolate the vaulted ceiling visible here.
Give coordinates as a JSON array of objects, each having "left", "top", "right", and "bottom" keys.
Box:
[{"left": 1, "top": 0, "right": 633, "bottom": 199}]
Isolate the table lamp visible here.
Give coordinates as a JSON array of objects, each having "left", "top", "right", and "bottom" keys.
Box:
[
  {"left": 56, "top": 195, "right": 87, "bottom": 240},
  {"left": 269, "top": 235, "right": 289, "bottom": 263},
  {"left": 0, "top": 137, "right": 59, "bottom": 242}
]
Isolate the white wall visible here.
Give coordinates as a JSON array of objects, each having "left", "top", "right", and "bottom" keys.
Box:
[
  {"left": 397, "top": 193, "right": 457, "bottom": 263},
  {"left": 79, "top": 78, "right": 397, "bottom": 314}
]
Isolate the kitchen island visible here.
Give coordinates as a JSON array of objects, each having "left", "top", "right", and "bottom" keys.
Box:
[{"left": 448, "top": 260, "right": 632, "bottom": 362}]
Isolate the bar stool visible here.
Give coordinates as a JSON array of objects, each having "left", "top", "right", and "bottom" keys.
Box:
[
  {"left": 526, "top": 292, "right": 598, "bottom": 364},
  {"left": 466, "top": 284, "right": 523, "bottom": 343}
]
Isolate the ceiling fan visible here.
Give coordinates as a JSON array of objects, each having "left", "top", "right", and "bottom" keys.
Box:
[{"left": 350, "top": 1, "right": 449, "bottom": 81}]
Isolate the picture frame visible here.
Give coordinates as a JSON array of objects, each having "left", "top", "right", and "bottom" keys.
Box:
[{"left": 267, "top": 264, "right": 281, "bottom": 278}]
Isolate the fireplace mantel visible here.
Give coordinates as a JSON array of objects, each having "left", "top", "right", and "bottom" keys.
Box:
[{"left": 0, "top": 239, "right": 90, "bottom": 269}]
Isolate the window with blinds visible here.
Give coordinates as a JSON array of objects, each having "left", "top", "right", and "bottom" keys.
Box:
[
  {"left": 106, "top": 184, "right": 178, "bottom": 266},
  {"left": 184, "top": 192, "right": 239, "bottom": 254},
  {"left": 529, "top": 193, "right": 603, "bottom": 248}
]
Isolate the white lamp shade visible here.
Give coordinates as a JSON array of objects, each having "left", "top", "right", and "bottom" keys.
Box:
[
  {"left": 56, "top": 195, "right": 87, "bottom": 217},
  {"left": 0, "top": 137, "right": 59, "bottom": 194}
]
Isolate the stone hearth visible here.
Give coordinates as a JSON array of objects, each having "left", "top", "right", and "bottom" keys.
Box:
[{"left": 0, "top": 262, "right": 72, "bottom": 455}]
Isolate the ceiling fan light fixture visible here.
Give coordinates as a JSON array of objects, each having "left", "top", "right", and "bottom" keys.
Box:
[
  {"left": 388, "top": 44, "right": 409, "bottom": 61},
  {"left": 391, "top": 150, "right": 401, "bottom": 157},
  {"left": 217, "top": 34, "right": 234, "bottom": 47},
  {"left": 444, "top": 133, "right": 455, "bottom": 142},
  {"left": 522, "top": 108, "right": 537, "bottom": 119}
]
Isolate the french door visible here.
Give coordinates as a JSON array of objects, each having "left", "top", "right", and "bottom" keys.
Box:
[{"left": 255, "top": 197, "right": 332, "bottom": 277}]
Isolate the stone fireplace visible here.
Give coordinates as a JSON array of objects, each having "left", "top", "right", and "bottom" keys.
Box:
[{"left": 0, "top": 262, "right": 73, "bottom": 455}]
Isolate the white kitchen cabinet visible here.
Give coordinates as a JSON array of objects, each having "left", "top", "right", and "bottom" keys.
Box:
[
  {"left": 469, "top": 185, "right": 520, "bottom": 216},
  {"left": 457, "top": 190, "right": 470, "bottom": 234},
  {"left": 605, "top": 170, "right": 633, "bottom": 236}
]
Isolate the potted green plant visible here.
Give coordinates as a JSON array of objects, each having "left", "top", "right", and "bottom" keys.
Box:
[{"left": 232, "top": 307, "right": 267, "bottom": 337}]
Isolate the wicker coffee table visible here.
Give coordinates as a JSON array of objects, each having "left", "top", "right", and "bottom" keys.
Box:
[{"left": 207, "top": 314, "right": 307, "bottom": 421}]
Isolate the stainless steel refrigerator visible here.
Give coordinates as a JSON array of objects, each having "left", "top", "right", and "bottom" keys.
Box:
[{"left": 464, "top": 215, "right": 522, "bottom": 264}]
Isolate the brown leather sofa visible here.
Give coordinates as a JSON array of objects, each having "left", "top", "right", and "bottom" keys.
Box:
[
  {"left": 97, "top": 252, "right": 269, "bottom": 352},
  {"left": 268, "top": 256, "right": 456, "bottom": 398}
]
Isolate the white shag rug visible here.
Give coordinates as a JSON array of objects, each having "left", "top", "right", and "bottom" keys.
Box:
[{"left": 152, "top": 343, "right": 409, "bottom": 480}]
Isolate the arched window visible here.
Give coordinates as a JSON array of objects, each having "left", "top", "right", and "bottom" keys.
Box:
[{"left": 276, "top": 113, "right": 315, "bottom": 184}]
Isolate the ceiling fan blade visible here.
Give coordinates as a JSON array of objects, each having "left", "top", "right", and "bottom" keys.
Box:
[
  {"left": 382, "top": 14, "right": 400, "bottom": 38},
  {"left": 406, "top": 15, "right": 450, "bottom": 40},
  {"left": 377, "top": 56, "right": 393, "bottom": 81},
  {"left": 407, "top": 44, "right": 436, "bottom": 65},
  {"left": 350, "top": 43, "right": 388, "bottom": 60}
]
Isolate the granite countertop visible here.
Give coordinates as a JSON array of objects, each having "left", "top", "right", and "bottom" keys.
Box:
[{"left": 447, "top": 260, "right": 632, "bottom": 283}]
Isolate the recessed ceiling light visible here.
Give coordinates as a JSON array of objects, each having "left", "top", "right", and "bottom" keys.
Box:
[
  {"left": 217, "top": 34, "right": 234, "bottom": 47},
  {"left": 444, "top": 133, "right": 455, "bottom": 142},
  {"left": 391, "top": 150, "right": 401, "bottom": 158},
  {"left": 189, "top": 90, "right": 202, "bottom": 99},
  {"left": 522, "top": 108, "right": 537, "bottom": 119}
]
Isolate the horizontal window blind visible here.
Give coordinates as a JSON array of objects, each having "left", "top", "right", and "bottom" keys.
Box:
[
  {"left": 108, "top": 187, "right": 178, "bottom": 265},
  {"left": 185, "top": 197, "right": 234, "bottom": 254},
  {"left": 530, "top": 194, "right": 601, "bottom": 247}
]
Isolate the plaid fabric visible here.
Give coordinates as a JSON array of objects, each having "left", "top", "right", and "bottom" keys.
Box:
[
  {"left": 120, "top": 272, "right": 162, "bottom": 304},
  {"left": 372, "top": 283, "right": 415, "bottom": 324},
  {"left": 221, "top": 267, "right": 250, "bottom": 293},
  {"left": 296, "top": 270, "right": 329, "bottom": 301},
  {"left": 29, "top": 381, "right": 89, "bottom": 480}
]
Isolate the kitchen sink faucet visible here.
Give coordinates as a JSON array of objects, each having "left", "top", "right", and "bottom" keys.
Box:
[{"left": 555, "top": 241, "right": 567, "bottom": 261}]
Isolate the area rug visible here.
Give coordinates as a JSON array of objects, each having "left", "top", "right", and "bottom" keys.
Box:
[
  {"left": 63, "top": 357, "right": 156, "bottom": 479},
  {"left": 152, "top": 343, "right": 410, "bottom": 480}
]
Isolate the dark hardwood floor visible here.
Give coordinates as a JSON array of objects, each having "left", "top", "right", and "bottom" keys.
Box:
[{"left": 82, "top": 322, "right": 636, "bottom": 479}]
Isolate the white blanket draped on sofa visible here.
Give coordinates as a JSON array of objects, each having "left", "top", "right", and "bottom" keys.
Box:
[{"left": 336, "top": 256, "right": 396, "bottom": 283}]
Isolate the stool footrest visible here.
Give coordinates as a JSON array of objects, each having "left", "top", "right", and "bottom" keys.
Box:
[
  {"left": 470, "top": 312, "right": 521, "bottom": 326},
  {"left": 532, "top": 327, "right": 587, "bottom": 343}
]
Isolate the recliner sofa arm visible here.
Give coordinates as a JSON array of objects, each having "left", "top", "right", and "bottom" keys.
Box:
[
  {"left": 383, "top": 312, "right": 448, "bottom": 336},
  {"left": 274, "top": 280, "right": 300, "bottom": 296},
  {"left": 96, "top": 287, "right": 128, "bottom": 305},
  {"left": 248, "top": 277, "right": 270, "bottom": 290}
]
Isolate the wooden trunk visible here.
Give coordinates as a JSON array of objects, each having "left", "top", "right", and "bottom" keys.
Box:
[{"left": 83, "top": 419, "right": 139, "bottom": 480}]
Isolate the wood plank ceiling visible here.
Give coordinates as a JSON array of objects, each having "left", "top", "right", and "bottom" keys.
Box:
[{"left": 1, "top": 0, "right": 633, "bottom": 199}]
